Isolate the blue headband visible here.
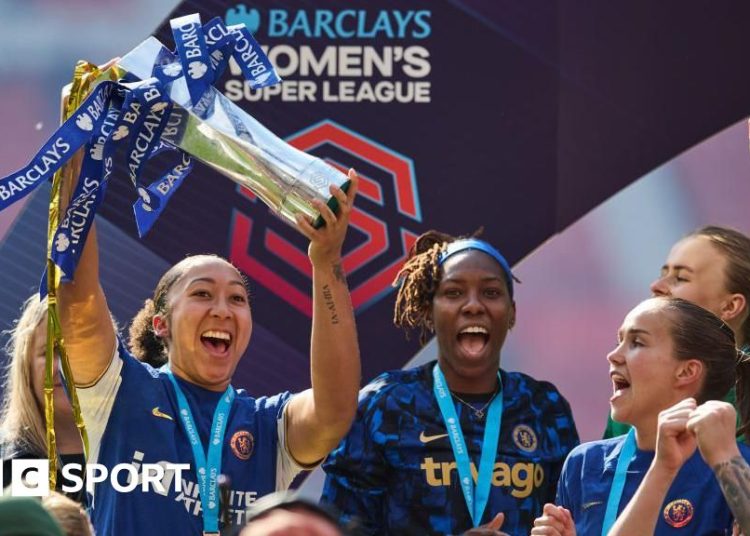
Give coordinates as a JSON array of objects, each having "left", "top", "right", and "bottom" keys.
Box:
[{"left": 438, "top": 238, "right": 515, "bottom": 298}]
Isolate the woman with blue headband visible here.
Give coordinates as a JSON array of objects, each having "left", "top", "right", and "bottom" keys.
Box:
[{"left": 321, "top": 230, "right": 579, "bottom": 535}]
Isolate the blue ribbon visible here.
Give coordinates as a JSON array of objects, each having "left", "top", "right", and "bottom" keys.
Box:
[
  {"left": 133, "top": 150, "right": 194, "bottom": 237},
  {"left": 0, "top": 13, "right": 281, "bottom": 292},
  {"left": 171, "top": 14, "right": 213, "bottom": 108},
  {"left": 601, "top": 429, "right": 637, "bottom": 535},
  {"left": 227, "top": 24, "right": 282, "bottom": 89},
  {"left": 167, "top": 372, "right": 235, "bottom": 534},
  {"left": 203, "top": 17, "right": 235, "bottom": 78},
  {"left": 49, "top": 104, "right": 121, "bottom": 278},
  {"left": 0, "top": 81, "right": 116, "bottom": 212},
  {"left": 432, "top": 364, "right": 503, "bottom": 527}
]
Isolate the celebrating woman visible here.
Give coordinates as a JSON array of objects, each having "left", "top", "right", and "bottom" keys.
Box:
[
  {"left": 321, "top": 231, "right": 579, "bottom": 535},
  {"left": 605, "top": 225, "right": 750, "bottom": 438},
  {"left": 533, "top": 297, "right": 750, "bottom": 535},
  {"left": 58, "top": 165, "right": 361, "bottom": 535}
]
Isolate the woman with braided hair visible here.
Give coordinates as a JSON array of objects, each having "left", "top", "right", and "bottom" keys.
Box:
[{"left": 321, "top": 230, "right": 579, "bottom": 536}]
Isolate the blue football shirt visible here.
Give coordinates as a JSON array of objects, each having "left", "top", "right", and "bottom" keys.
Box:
[
  {"left": 557, "top": 435, "right": 750, "bottom": 535},
  {"left": 77, "top": 343, "right": 306, "bottom": 535},
  {"left": 321, "top": 361, "right": 579, "bottom": 535}
]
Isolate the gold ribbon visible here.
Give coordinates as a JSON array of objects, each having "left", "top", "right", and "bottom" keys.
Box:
[{"left": 44, "top": 61, "right": 120, "bottom": 490}]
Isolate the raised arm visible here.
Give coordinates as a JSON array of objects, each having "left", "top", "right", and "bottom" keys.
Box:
[
  {"left": 55, "top": 82, "right": 116, "bottom": 386},
  {"left": 56, "top": 149, "right": 116, "bottom": 386},
  {"left": 285, "top": 170, "right": 361, "bottom": 465},
  {"left": 608, "top": 399, "right": 697, "bottom": 535}
]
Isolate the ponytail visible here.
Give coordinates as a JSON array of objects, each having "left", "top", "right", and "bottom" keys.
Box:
[{"left": 128, "top": 299, "right": 167, "bottom": 368}]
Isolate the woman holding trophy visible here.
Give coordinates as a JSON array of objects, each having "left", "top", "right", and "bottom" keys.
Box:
[{"left": 58, "top": 151, "right": 361, "bottom": 535}]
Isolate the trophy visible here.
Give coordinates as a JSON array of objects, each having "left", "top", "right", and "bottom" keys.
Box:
[
  {"left": 0, "top": 14, "right": 348, "bottom": 262},
  {"left": 117, "top": 37, "right": 349, "bottom": 229}
]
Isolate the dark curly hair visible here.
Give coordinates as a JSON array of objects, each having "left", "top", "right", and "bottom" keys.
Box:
[{"left": 128, "top": 254, "right": 250, "bottom": 367}]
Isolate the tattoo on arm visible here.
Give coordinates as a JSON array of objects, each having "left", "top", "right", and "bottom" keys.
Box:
[
  {"left": 332, "top": 262, "right": 346, "bottom": 284},
  {"left": 322, "top": 284, "right": 339, "bottom": 324},
  {"left": 714, "top": 456, "right": 750, "bottom": 533}
]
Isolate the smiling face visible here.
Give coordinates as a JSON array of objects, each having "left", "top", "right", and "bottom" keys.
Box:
[
  {"left": 154, "top": 258, "right": 252, "bottom": 391},
  {"left": 608, "top": 300, "right": 702, "bottom": 429},
  {"left": 650, "top": 236, "right": 734, "bottom": 320},
  {"left": 431, "top": 250, "right": 515, "bottom": 393}
]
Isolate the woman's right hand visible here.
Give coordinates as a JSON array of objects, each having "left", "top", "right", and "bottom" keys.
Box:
[
  {"left": 687, "top": 400, "right": 741, "bottom": 468},
  {"left": 654, "top": 398, "right": 698, "bottom": 474},
  {"left": 531, "top": 503, "right": 576, "bottom": 536}
]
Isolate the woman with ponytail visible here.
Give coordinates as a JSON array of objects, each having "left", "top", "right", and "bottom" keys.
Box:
[
  {"left": 532, "top": 297, "right": 750, "bottom": 535},
  {"left": 58, "top": 164, "right": 362, "bottom": 536},
  {"left": 605, "top": 225, "right": 750, "bottom": 439},
  {"left": 321, "top": 230, "right": 579, "bottom": 536}
]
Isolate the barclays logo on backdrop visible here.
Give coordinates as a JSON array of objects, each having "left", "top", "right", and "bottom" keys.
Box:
[
  {"left": 225, "top": 4, "right": 431, "bottom": 39},
  {"left": 226, "top": 4, "right": 261, "bottom": 34}
]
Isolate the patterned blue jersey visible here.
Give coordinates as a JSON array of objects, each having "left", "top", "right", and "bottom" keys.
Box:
[
  {"left": 77, "top": 344, "right": 305, "bottom": 536},
  {"left": 321, "top": 361, "right": 579, "bottom": 535},
  {"left": 557, "top": 436, "right": 750, "bottom": 535}
]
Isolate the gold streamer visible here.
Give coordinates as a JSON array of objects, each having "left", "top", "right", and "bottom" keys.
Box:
[{"left": 44, "top": 60, "right": 120, "bottom": 491}]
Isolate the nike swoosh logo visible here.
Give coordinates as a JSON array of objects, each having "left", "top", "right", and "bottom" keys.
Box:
[
  {"left": 582, "top": 501, "right": 602, "bottom": 510},
  {"left": 152, "top": 407, "right": 174, "bottom": 421},
  {"left": 419, "top": 431, "right": 448, "bottom": 444}
]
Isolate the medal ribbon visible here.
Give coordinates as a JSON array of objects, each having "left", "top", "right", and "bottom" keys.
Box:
[
  {"left": 432, "top": 364, "right": 503, "bottom": 527},
  {"left": 167, "top": 372, "right": 235, "bottom": 534},
  {"left": 601, "top": 428, "right": 637, "bottom": 535}
]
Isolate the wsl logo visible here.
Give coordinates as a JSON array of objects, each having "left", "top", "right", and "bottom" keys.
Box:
[
  {"left": 230, "top": 120, "right": 423, "bottom": 316},
  {"left": 225, "top": 5, "right": 431, "bottom": 39}
]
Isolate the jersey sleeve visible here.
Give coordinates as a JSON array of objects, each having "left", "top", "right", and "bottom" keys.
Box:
[
  {"left": 555, "top": 452, "right": 573, "bottom": 508},
  {"left": 274, "top": 394, "right": 322, "bottom": 491},
  {"left": 75, "top": 342, "right": 124, "bottom": 466},
  {"left": 555, "top": 444, "right": 586, "bottom": 524},
  {"left": 320, "top": 381, "right": 390, "bottom": 535}
]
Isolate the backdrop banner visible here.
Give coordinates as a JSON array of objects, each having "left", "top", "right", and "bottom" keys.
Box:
[{"left": 15, "top": 1, "right": 750, "bottom": 408}]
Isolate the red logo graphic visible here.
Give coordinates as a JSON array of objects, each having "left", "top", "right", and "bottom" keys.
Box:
[
  {"left": 230, "top": 120, "right": 422, "bottom": 316},
  {"left": 230, "top": 430, "right": 255, "bottom": 461}
]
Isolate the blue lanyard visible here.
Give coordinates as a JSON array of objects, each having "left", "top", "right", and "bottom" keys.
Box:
[
  {"left": 432, "top": 364, "right": 503, "bottom": 527},
  {"left": 601, "top": 429, "right": 637, "bottom": 535},
  {"left": 167, "top": 372, "right": 235, "bottom": 534}
]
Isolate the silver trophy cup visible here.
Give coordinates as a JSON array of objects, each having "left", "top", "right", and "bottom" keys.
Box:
[{"left": 118, "top": 37, "right": 350, "bottom": 227}]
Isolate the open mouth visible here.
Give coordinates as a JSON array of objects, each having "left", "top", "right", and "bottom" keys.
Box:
[
  {"left": 610, "top": 372, "right": 631, "bottom": 399},
  {"left": 201, "top": 330, "right": 232, "bottom": 355},
  {"left": 457, "top": 326, "right": 489, "bottom": 357}
]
